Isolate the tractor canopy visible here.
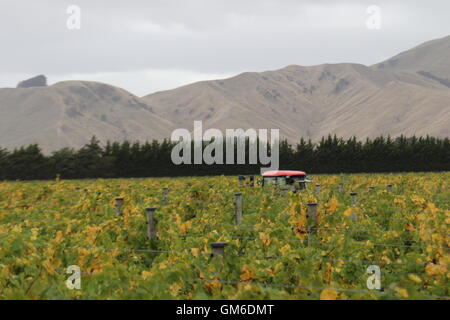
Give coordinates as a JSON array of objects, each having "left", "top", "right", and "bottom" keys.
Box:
[{"left": 261, "top": 170, "right": 311, "bottom": 190}]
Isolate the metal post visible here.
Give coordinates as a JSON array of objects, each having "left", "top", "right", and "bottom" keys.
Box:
[
  {"left": 387, "top": 184, "right": 393, "bottom": 193},
  {"left": 146, "top": 207, "right": 157, "bottom": 240},
  {"left": 115, "top": 197, "right": 124, "bottom": 215},
  {"left": 282, "top": 188, "right": 288, "bottom": 198},
  {"left": 338, "top": 183, "right": 343, "bottom": 194},
  {"left": 210, "top": 242, "right": 228, "bottom": 257},
  {"left": 234, "top": 193, "right": 243, "bottom": 225}
]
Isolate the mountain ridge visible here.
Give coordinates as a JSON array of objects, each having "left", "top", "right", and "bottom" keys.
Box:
[
  {"left": 1, "top": 35, "right": 449, "bottom": 153},
  {"left": 142, "top": 37, "right": 450, "bottom": 142}
]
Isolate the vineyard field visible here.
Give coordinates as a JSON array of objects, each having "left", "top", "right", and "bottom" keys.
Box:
[{"left": 0, "top": 172, "right": 449, "bottom": 300}]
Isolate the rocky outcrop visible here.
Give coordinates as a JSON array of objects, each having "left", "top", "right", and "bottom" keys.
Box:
[{"left": 17, "top": 75, "right": 47, "bottom": 88}]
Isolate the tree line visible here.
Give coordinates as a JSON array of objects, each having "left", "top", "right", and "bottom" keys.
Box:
[{"left": 0, "top": 135, "right": 449, "bottom": 180}]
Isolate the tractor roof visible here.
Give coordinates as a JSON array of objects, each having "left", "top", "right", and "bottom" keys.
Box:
[{"left": 262, "top": 170, "right": 306, "bottom": 177}]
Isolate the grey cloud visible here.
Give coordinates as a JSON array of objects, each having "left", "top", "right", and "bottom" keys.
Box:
[{"left": 0, "top": 0, "right": 449, "bottom": 93}]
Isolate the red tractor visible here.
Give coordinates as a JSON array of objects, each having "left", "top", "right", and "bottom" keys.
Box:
[{"left": 261, "top": 170, "right": 311, "bottom": 191}]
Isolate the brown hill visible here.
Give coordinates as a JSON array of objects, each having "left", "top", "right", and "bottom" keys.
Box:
[
  {"left": 1, "top": 36, "right": 449, "bottom": 153},
  {"left": 372, "top": 35, "right": 450, "bottom": 83},
  {"left": 0, "top": 81, "right": 173, "bottom": 153},
  {"left": 143, "top": 56, "right": 450, "bottom": 142}
]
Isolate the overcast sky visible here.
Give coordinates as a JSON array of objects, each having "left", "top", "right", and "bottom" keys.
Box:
[{"left": 1, "top": 0, "right": 449, "bottom": 96}]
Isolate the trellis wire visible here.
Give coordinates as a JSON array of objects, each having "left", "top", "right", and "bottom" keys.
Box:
[
  {"left": 50, "top": 245, "right": 450, "bottom": 267},
  {"left": 231, "top": 235, "right": 446, "bottom": 248},
  {"left": 3, "top": 218, "right": 446, "bottom": 237}
]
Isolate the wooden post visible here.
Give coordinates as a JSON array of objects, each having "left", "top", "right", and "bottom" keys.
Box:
[
  {"left": 315, "top": 184, "right": 321, "bottom": 195},
  {"left": 350, "top": 192, "right": 357, "bottom": 206},
  {"left": 307, "top": 202, "right": 318, "bottom": 233},
  {"left": 234, "top": 193, "right": 243, "bottom": 225},
  {"left": 307, "top": 202, "right": 318, "bottom": 247},
  {"left": 387, "top": 184, "right": 393, "bottom": 193},
  {"left": 115, "top": 197, "right": 124, "bottom": 215},
  {"left": 210, "top": 242, "right": 228, "bottom": 257},
  {"left": 338, "top": 183, "right": 343, "bottom": 194},
  {"left": 162, "top": 188, "right": 169, "bottom": 204},
  {"left": 146, "top": 207, "right": 157, "bottom": 240}
]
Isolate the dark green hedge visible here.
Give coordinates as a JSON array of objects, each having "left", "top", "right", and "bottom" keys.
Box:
[{"left": 0, "top": 135, "right": 448, "bottom": 180}]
